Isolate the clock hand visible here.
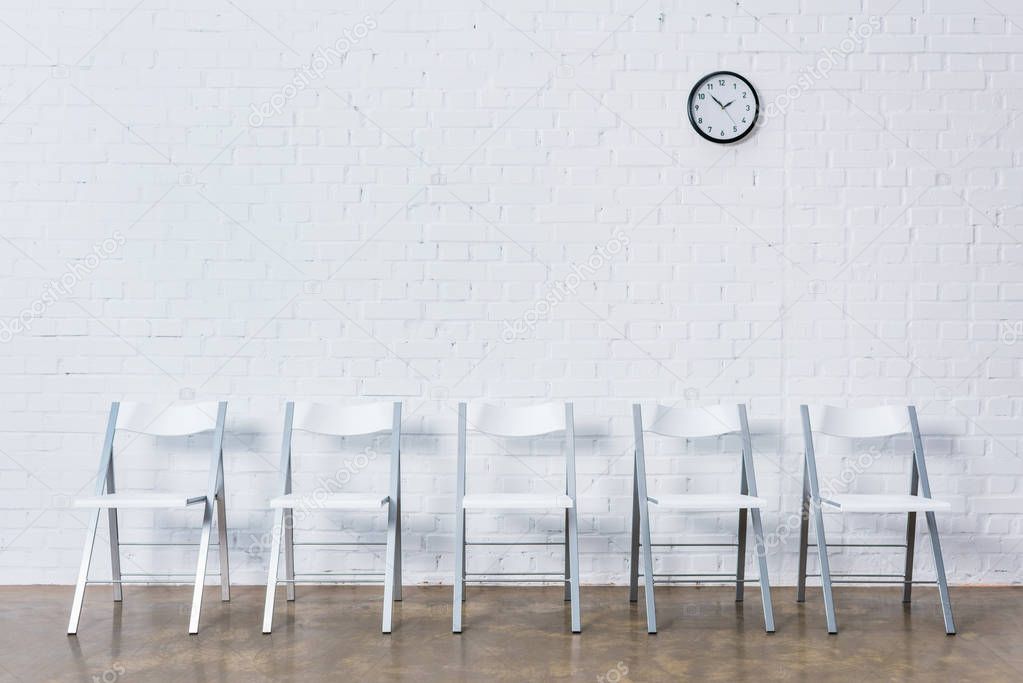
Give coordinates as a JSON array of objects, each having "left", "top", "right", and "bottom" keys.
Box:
[
  {"left": 711, "top": 95, "right": 725, "bottom": 108},
  {"left": 723, "top": 100, "right": 735, "bottom": 108}
]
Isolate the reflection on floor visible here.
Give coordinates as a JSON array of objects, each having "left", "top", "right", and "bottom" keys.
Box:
[{"left": 3, "top": 585, "right": 1021, "bottom": 681}]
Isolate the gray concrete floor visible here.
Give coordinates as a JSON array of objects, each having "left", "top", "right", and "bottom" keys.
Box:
[{"left": 1, "top": 585, "right": 1021, "bottom": 681}]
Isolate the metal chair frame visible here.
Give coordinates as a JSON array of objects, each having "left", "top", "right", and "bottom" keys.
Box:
[
  {"left": 797, "top": 404, "right": 955, "bottom": 635},
  {"left": 262, "top": 401, "right": 403, "bottom": 634},
  {"left": 629, "top": 403, "right": 775, "bottom": 633},
  {"left": 67, "top": 401, "right": 229, "bottom": 635},
  {"left": 452, "top": 401, "right": 581, "bottom": 633}
]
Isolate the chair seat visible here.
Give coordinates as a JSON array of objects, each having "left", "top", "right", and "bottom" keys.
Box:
[
  {"left": 462, "top": 493, "right": 574, "bottom": 510},
  {"left": 73, "top": 491, "right": 206, "bottom": 509},
  {"left": 649, "top": 493, "right": 767, "bottom": 511},
  {"left": 269, "top": 493, "right": 389, "bottom": 510},
  {"left": 823, "top": 494, "right": 951, "bottom": 513}
]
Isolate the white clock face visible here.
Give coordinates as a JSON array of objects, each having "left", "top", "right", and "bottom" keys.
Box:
[{"left": 688, "top": 72, "right": 759, "bottom": 143}]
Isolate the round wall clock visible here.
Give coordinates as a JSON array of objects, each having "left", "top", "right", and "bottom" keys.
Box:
[{"left": 687, "top": 71, "right": 759, "bottom": 144}]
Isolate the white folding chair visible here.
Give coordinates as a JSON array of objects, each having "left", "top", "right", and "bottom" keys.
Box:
[
  {"left": 262, "top": 401, "right": 403, "bottom": 634},
  {"left": 629, "top": 403, "right": 775, "bottom": 633},
  {"left": 67, "top": 401, "right": 230, "bottom": 635},
  {"left": 797, "top": 404, "right": 955, "bottom": 634},
  {"left": 452, "top": 401, "right": 581, "bottom": 633}
]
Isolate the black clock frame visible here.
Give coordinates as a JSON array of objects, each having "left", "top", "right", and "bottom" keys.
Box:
[{"left": 687, "top": 71, "right": 760, "bottom": 144}]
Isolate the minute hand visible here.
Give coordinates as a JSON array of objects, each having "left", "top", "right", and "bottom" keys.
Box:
[{"left": 723, "top": 100, "right": 735, "bottom": 108}]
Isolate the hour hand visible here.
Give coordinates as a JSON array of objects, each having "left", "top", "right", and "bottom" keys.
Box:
[{"left": 723, "top": 100, "right": 735, "bottom": 108}]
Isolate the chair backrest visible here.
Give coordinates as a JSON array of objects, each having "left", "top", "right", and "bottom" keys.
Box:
[
  {"left": 638, "top": 403, "right": 742, "bottom": 438},
  {"left": 800, "top": 404, "right": 934, "bottom": 501},
  {"left": 292, "top": 401, "right": 396, "bottom": 436},
  {"left": 115, "top": 401, "right": 222, "bottom": 436},
  {"left": 457, "top": 401, "right": 576, "bottom": 499},
  {"left": 806, "top": 405, "right": 910, "bottom": 439},
  {"left": 94, "top": 401, "right": 227, "bottom": 499},
  {"left": 278, "top": 401, "right": 402, "bottom": 499},
  {"left": 632, "top": 402, "right": 759, "bottom": 498},
  {"left": 465, "top": 401, "right": 566, "bottom": 437}
]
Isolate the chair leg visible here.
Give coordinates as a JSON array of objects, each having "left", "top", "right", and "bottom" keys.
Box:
[
  {"left": 750, "top": 508, "right": 775, "bottom": 633},
  {"left": 188, "top": 499, "right": 215, "bottom": 634},
  {"left": 797, "top": 463, "right": 811, "bottom": 604},
  {"left": 564, "top": 508, "right": 571, "bottom": 602},
  {"left": 903, "top": 462, "right": 919, "bottom": 604},
  {"left": 628, "top": 465, "right": 640, "bottom": 603},
  {"left": 735, "top": 507, "right": 748, "bottom": 602},
  {"left": 461, "top": 510, "right": 467, "bottom": 603},
  {"left": 394, "top": 498, "right": 403, "bottom": 602},
  {"left": 216, "top": 493, "right": 230, "bottom": 602},
  {"left": 452, "top": 509, "right": 466, "bottom": 633},
  {"left": 810, "top": 502, "right": 837, "bottom": 634},
  {"left": 262, "top": 508, "right": 285, "bottom": 634},
  {"left": 382, "top": 498, "right": 398, "bottom": 633},
  {"left": 924, "top": 511, "right": 956, "bottom": 634},
  {"left": 903, "top": 511, "right": 917, "bottom": 604},
  {"left": 107, "top": 507, "right": 122, "bottom": 602},
  {"left": 567, "top": 505, "right": 581, "bottom": 633},
  {"left": 67, "top": 509, "right": 101, "bottom": 635},
  {"left": 284, "top": 507, "right": 296, "bottom": 601},
  {"left": 638, "top": 499, "right": 657, "bottom": 634}
]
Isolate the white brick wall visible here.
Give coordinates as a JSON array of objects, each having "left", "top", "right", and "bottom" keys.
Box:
[{"left": 1, "top": 0, "right": 1021, "bottom": 586}]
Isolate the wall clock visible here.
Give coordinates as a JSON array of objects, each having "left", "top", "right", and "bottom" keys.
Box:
[{"left": 687, "top": 71, "right": 759, "bottom": 143}]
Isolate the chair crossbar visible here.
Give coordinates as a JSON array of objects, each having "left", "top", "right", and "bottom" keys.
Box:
[
  {"left": 293, "top": 571, "right": 384, "bottom": 577},
  {"left": 464, "top": 578, "right": 569, "bottom": 584},
  {"left": 648, "top": 542, "right": 739, "bottom": 547},
  {"left": 806, "top": 572, "right": 912, "bottom": 580},
  {"left": 644, "top": 572, "right": 759, "bottom": 580},
  {"left": 116, "top": 541, "right": 222, "bottom": 548},
  {"left": 88, "top": 576, "right": 218, "bottom": 585},
  {"left": 278, "top": 578, "right": 384, "bottom": 585},
  {"left": 465, "top": 541, "right": 563, "bottom": 546},
  {"left": 826, "top": 579, "right": 938, "bottom": 585},
  {"left": 808, "top": 543, "right": 906, "bottom": 549},
  {"left": 465, "top": 571, "right": 566, "bottom": 577},
  {"left": 292, "top": 541, "right": 386, "bottom": 547},
  {"left": 120, "top": 571, "right": 221, "bottom": 577},
  {"left": 805, "top": 568, "right": 941, "bottom": 584},
  {"left": 651, "top": 578, "right": 763, "bottom": 584}
]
